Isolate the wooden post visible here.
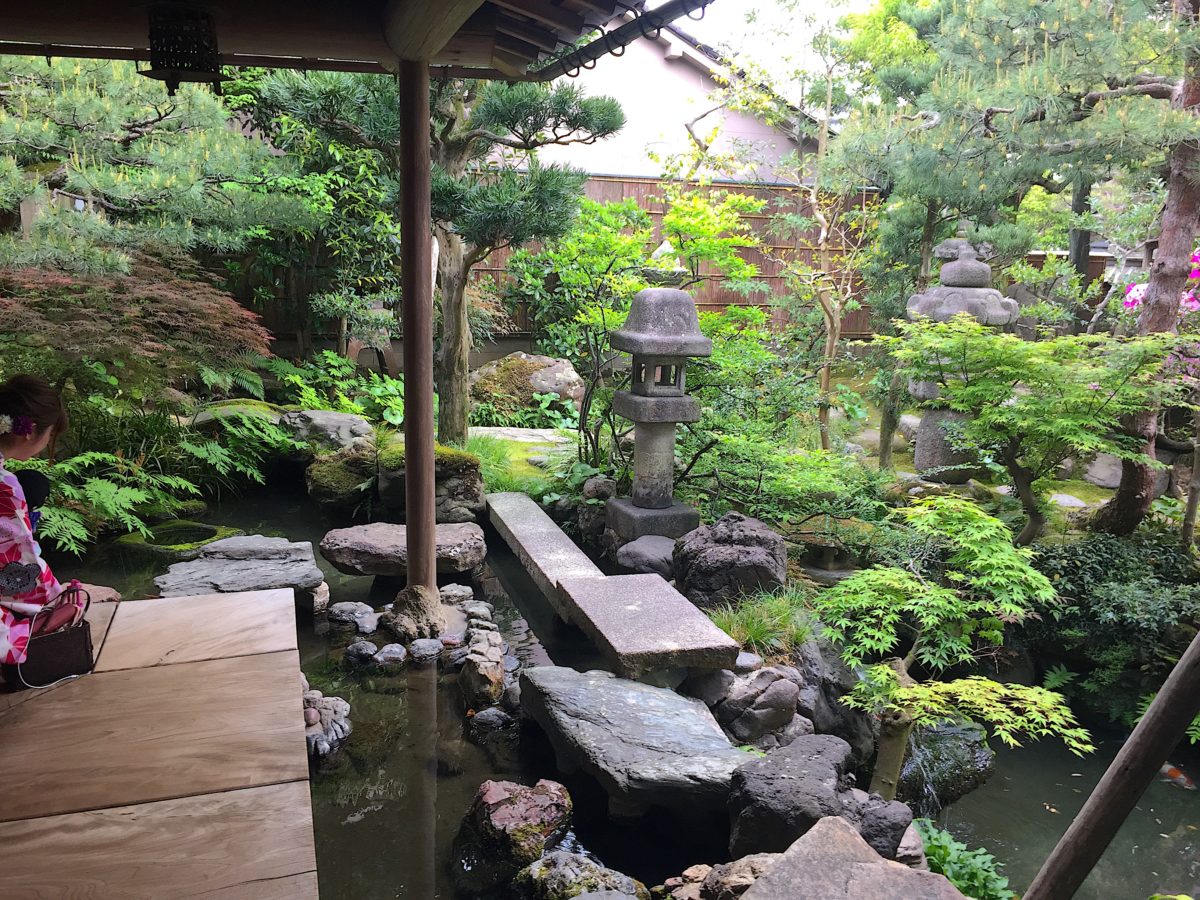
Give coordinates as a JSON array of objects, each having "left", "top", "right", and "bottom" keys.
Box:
[
  {"left": 398, "top": 59, "right": 437, "bottom": 592},
  {"left": 1024, "top": 629, "right": 1200, "bottom": 899}
]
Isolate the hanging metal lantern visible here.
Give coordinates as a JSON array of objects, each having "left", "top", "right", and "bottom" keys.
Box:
[{"left": 139, "top": 6, "right": 230, "bottom": 96}]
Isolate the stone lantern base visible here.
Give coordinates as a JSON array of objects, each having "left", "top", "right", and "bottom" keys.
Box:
[{"left": 607, "top": 497, "right": 700, "bottom": 543}]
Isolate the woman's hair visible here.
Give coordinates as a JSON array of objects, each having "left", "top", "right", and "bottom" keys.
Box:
[{"left": 0, "top": 375, "right": 69, "bottom": 438}]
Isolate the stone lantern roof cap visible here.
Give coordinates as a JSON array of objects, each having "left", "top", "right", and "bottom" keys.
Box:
[{"left": 611, "top": 288, "right": 713, "bottom": 357}]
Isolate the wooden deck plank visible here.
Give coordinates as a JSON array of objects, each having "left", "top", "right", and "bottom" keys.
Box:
[
  {"left": 0, "top": 781, "right": 318, "bottom": 900},
  {"left": 0, "top": 650, "right": 308, "bottom": 822},
  {"left": 0, "top": 598, "right": 121, "bottom": 712},
  {"left": 95, "top": 589, "right": 296, "bottom": 672}
]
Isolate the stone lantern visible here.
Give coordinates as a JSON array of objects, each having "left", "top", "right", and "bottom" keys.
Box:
[
  {"left": 906, "top": 242, "right": 1019, "bottom": 483},
  {"left": 607, "top": 287, "right": 711, "bottom": 543}
]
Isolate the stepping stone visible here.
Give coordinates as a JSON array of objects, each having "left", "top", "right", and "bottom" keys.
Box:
[
  {"left": 520, "top": 666, "right": 750, "bottom": 816},
  {"left": 319, "top": 522, "right": 486, "bottom": 576},
  {"left": 154, "top": 536, "right": 326, "bottom": 609},
  {"left": 557, "top": 575, "right": 738, "bottom": 677},
  {"left": 487, "top": 492, "right": 603, "bottom": 618},
  {"left": 1049, "top": 492, "right": 1088, "bottom": 508}
]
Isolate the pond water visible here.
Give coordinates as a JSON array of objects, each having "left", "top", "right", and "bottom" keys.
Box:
[{"left": 53, "top": 487, "right": 1200, "bottom": 899}]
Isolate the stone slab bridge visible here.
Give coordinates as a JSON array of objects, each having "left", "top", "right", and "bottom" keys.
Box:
[{"left": 487, "top": 491, "right": 738, "bottom": 679}]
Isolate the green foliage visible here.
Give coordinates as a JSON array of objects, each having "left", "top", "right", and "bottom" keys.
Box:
[
  {"left": 0, "top": 57, "right": 305, "bottom": 271},
  {"left": 849, "top": 666, "right": 1093, "bottom": 754},
  {"left": 658, "top": 188, "right": 765, "bottom": 292},
  {"left": 708, "top": 587, "right": 815, "bottom": 657},
  {"left": 1028, "top": 530, "right": 1200, "bottom": 724},
  {"left": 266, "top": 352, "right": 406, "bottom": 426},
  {"left": 1003, "top": 255, "right": 1104, "bottom": 329},
  {"left": 470, "top": 391, "right": 578, "bottom": 430},
  {"left": 913, "top": 820, "right": 1016, "bottom": 900},
  {"left": 816, "top": 497, "right": 1052, "bottom": 670},
  {"left": 464, "top": 435, "right": 551, "bottom": 497},
  {"left": 501, "top": 198, "right": 653, "bottom": 364},
  {"left": 8, "top": 452, "right": 198, "bottom": 555},
  {"left": 880, "top": 316, "right": 1178, "bottom": 539},
  {"left": 1016, "top": 185, "right": 1075, "bottom": 251}
]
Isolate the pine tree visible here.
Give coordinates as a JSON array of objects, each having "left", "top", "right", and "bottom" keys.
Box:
[
  {"left": 244, "top": 72, "right": 624, "bottom": 445},
  {"left": 0, "top": 57, "right": 304, "bottom": 272}
]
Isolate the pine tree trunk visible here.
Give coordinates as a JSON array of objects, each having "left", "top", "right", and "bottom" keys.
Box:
[
  {"left": 917, "top": 200, "right": 938, "bottom": 291},
  {"left": 1068, "top": 179, "right": 1093, "bottom": 291},
  {"left": 435, "top": 229, "right": 474, "bottom": 446},
  {"left": 1094, "top": 40, "right": 1200, "bottom": 534}
]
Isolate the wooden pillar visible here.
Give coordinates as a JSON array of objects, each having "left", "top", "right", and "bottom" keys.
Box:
[
  {"left": 398, "top": 59, "right": 437, "bottom": 592},
  {"left": 1024, "top": 629, "right": 1200, "bottom": 899}
]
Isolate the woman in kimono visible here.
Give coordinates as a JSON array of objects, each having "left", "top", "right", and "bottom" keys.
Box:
[{"left": 0, "top": 375, "right": 81, "bottom": 666}]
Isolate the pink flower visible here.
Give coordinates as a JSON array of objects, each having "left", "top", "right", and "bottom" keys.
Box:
[
  {"left": 1183, "top": 291, "right": 1200, "bottom": 313},
  {"left": 1087, "top": 382, "right": 1101, "bottom": 390},
  {"left": 1124, "top": 282, "right": 1147, "bottom": 308},
  {"left": 1190, "top": 268, "right": 1200, "bottom": 279}
]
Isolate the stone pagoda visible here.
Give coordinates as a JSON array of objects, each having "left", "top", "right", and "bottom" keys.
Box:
[
  {"left": 906, "top": 242, "right": 1019, "bottom": 482},
  {"left": 607, "top": 287, "right": 711, "bottom": 543}
]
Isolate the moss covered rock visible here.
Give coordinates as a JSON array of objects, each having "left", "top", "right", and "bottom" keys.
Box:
[
  {"left": 306, "top": 443, "right": 377, "bottom": 516},
  {"left": 377, "top": 436, "right": 485, "bottom": 523},
  {"left": 192, "top": 399, "right": 286, "bottom": 433},
  {"left": 469, "top": 351, "right": 585, "bottom": 413},
  {"left": 112, "top": 519, "right": 243, "bottom": 562}
]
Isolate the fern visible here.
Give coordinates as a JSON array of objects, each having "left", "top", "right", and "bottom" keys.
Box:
[{"left": 1042, "top": 664, "right": 1078, "bottom": 692}]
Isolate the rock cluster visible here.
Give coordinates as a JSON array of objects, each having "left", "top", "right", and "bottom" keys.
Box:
[
  {"left": 451, "top": 779, "right": 573, "bottom": 894},
  {"left": 376, "top": 438, "right": 486, "bottom": 523},
  {"left": 674, "top": 513, "right": 787, "bottom": 607},
  {"left": 728, "top": 734, "right": 912, "bottom": 860},
  {"left": 280, "top": 409, "right": 373, "bottom": 453},
  {"left": 154, "top": 534, "right": 328, "bottom": 612},
  {"left": 681, "top": 643, "right": 874, "bottom": 761},
  {"left": 740, "top": 817, "right": 964, "bottom": 899},
  {"left": 457, "top": 598, "right": 510, "bottom": 708},
  {"left": 661, "top": 855, "right": 780, "bottom": 900},
  {"left": 469, "top": 351, "right": 586, "bottom": 413},
  {"left": 514, "top": 852, "right": 649, "bottom": 900},
  {"left": 300, "top": 671, "right": 351, "bottom": 763}
]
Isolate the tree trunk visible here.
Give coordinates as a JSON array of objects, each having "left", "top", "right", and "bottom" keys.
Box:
[
  {"left": 878, "top": 370, "right": 903, "bottom": 472},
  {"left": 1068, "top": 178, "right": 1093, "bottom": 290},
  {"left": 1093, "top": 15, "right": 1200, "bottom": 535},
  {"left": 917, "top": 199, "right": 938, "bottom": 291},
  {"left": 1183, "top": 407, "right": 1200, "bottom": 549},
  {"left": 870, "top": 658, "right": 919, "bottom": 800},
  {"left": 1009, "top": 462, "right": 1046, "bottom": 546},
  {"left": 435, "top": 228, "right": 475, "bottom": 446},
  {"left": 870, "top": 706, "right": 915, "bottom": 800}
]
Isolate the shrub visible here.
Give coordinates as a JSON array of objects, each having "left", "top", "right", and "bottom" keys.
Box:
[{"left": 914, "top": 820, "right": 1016, "bottom": 900}]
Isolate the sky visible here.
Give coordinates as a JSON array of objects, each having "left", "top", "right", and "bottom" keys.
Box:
[{"left": 649, "top": 0, "right": 871, "bottom": 92}]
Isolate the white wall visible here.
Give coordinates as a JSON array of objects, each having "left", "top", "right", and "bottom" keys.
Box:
[{"left": 537, "top": 33, "right": 804, "bottom": 183}]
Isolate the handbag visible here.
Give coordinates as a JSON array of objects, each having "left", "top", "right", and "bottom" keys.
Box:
[{"left": 1, "top": 585, "right": 93, "bottom": 689}]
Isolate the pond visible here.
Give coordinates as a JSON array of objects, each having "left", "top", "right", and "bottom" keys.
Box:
[{"left": 53, "top": 487, "right": 1200, "bottom": 899}]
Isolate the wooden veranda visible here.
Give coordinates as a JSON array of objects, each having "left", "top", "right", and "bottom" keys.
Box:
[{"left": 0, "top": 589, "right": 318, "bottom": 898}]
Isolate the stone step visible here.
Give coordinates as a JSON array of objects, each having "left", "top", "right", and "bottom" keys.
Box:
[
  {"left": 558, "top": 574, "right": 738, "bottom": 677},
  {"left": 486, "top": 492, "right": 604, "bottom": 619}
]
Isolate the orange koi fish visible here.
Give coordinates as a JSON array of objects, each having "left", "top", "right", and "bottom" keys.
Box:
[{"left": 1158, "top": 763, "right": 1197, "bottom": 790}]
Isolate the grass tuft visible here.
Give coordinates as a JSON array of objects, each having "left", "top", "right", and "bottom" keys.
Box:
[{"left": 708, "top": 585, "right": 815, "bottom": 658}]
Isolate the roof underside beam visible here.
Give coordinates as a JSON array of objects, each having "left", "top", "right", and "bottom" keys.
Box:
[{"left": 384, "top": 0, "right": 489, "bottom": 61}]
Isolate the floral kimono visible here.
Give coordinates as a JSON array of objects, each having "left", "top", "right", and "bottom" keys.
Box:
[{"left": 0, "top": 452, "right": 65, "bottom": 665}]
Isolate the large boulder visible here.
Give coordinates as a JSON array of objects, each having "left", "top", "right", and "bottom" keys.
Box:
[
  {"left": 898, "top": 724, "right": 995, "bottom": 815},
  {"left": 281, "top": 409, "right": 373, "bottom": 452},
  {"left": 305, "top": 443, "right": 377, "bottom": 516},
  {"left": 789, "top": 640, "right": 877, "bottom": 763},
  {"left": 674, "top": 513, "right": 787, "bottom": 608},
  {"left": 514, "top": 851, "right": 649, "bottom": 900},
  {"left": 320, "top": 522, "right": 486, "bottom": 576},
  {"left": 740, "top": 817, "right": 965, "bottom": 900},
  {"left": 728, "top": 734, "right": 912, "bottom": 860},
  {"left": 450, "top": 779, "right": 573, "bottom": 895},
  {"left": 520, "top": 667, "right": 751, "bottom": 816},
  {"left": 616, "top": 534, "right": 676, "bottom": 580},
  {"left": 377, "top": 437, "right": 485, "bottom": 523},
  {"left": 470, "top": 351, "right": 585, "bottom": 412},
  {"left": 711, "top": 668, "right": 808, "bottom": 748},
  {"left": 154, "top": 535, "right": 326, "bottom": 609}
]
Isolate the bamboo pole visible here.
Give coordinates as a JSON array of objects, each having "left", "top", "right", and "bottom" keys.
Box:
[
  {"left": 1023, "top": 629, "right": 1200, "bottom": 899},
  {"left": 398, "top": 60, "right": 437, "bottom": 592}
]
